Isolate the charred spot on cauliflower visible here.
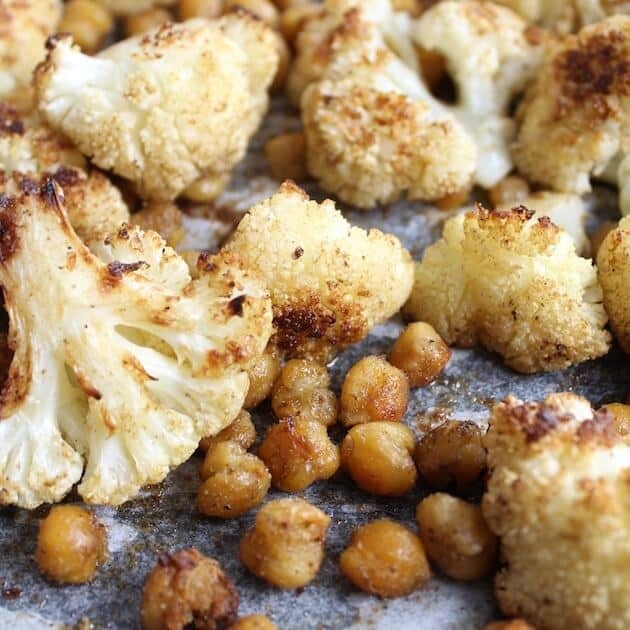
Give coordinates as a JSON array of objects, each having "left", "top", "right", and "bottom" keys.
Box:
[
  {"left": 483, "top": 393, "right": 630, "bottom": 630},
  {"left": 34, "top": 15, "right": 278, "bottom": 201},
  {"left": 0, "top": 179, "right": 272, "bottom": 508},
  {"left": 223, "top": 181, "right": 414, "bottom": 362},
  {"left": 404, "top": 205, "right": 610, "bottom": 373}
]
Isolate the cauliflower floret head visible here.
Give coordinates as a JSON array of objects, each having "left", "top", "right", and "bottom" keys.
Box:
[
  {"left": 412, "top": 1, "right": 545, "bottom": 188},
  {"left": 34, "top": 16, "right": 278, "bottom": 201},
  {"left": 404, "top": 205, "right": 610, "bottom": 372},
  {"left": 513, "top": 15, "right": 630, "bottom": 214},
  {"left": 0, "top": 179, "right": 272, "bottom": 508},
  {"left": 597, "top": 214, "right": 630, "bottom": 352},
  {"left": 95, "top": 0, "right": 175, "bottom": 17},
  {"left": 483, "top": 393, "right": 630, "bottom": 630},
  {"left": 0, "top": 0, "right": 62, "bottom": 108},
  {"left": 0, "top": 104, "right": 129, "bottom": 240},
  {"left": 223, "top": 181, "right": 414, "bottom": 362}
]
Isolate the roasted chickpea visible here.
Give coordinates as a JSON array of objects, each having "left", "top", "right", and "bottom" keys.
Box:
[
  {"left": 272, "top": 0, "right": 311, "bottom": 9},
  {"left": 264, "top": 132, "right": 307, "bottom": 182},
  {"left": 197, "top": 442, "right": 270, "bottom": 518},
  {"left": 123, "top": 8, "right": 173, "bottom": 37},
  {"left": 240, "top": 498, "right": 330, "bottom": 589},
  {"left": 132, "top": 201, "right": 184, "bottom": 248},
  {"left": 392, "top": 0, "right": 423, "bottom": 16},
  {"left": 258, "top": 418, "right": 340, "bottom": 491},
  {"left": 199, "top": 410, "right": 256, "bottom": 453},
  {"left": 414, "top": 420, "right": 486, "bottom": 492},
  {"left": 223, "top": 0, "right": 279, "bottom": 26},
  {"left": 435, "top": 189, "right": 471, "bottom": 211},
  {"left": 245, "top": 349, "right": 282, "bottom": 409},
  {"left": 340, "top": 519, "right": 431, "bottom": 598},
  {"left": 416, "top": 493, "right": 497, "bottom": 581},
  {"left": 488, "top": 175, "right": 530, "bottom": 208},
  {"left": 485, "top": 621, "right": 535, "bottom": 630},
  {"left": 340, "top": 355, "right": 408, "bottom": 427},
  {"left": 179, "top": 0, "right": 223, "bottom": 20},
  {"left": 390, "top": 322, "right": 451, "bottom": 388},
  {"left": 590, "top": 221, "right": 615, "bottom": 257},
  {"left": 272, "top": 359, "right": 337, "bottom": 427},
  {"left": 279, "top": 4, "right": 321, "bottom": 45},
  {"left": 35, "top": 505, "right": 107, "bottom": 584},
  {"left": 272, "top": 34, "right": 292, "bottom": 91},
  {"left": 58, "top": 0, "right": 114, "bottom": 54},
  {"left": 341, "top": 422, "right": 417, "bottom": 496},
  {"left": 600, "top": 403, "right": 630, "bottom": 444},
  {"left": 141, "top": 549, "right": 239, "bottom": 630},
  {"left": 230, "top": 615, "right": 277, "bottom": 630}
]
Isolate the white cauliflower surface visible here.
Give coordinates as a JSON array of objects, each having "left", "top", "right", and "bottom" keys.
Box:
[
  {"left": 0, "top": 179, "right": 272, "bottom": 508},
  {"left": 34, "top": 15, "right": 278, "bottom": 201},
  {"left": 223, "top": 181, "right": 414, "bottom": 361},
  {"left": 404, "top": 205, "right": 610, "bottom": 373},
  {"left": 483, "top": 393, "right": 630, "bottom": 630}
]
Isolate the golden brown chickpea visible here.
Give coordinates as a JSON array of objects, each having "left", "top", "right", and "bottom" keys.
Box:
[
  {"left": 197, "top": 442, "right": 270, "bottom": 518},
  {"left": 414, "top": 420, "right": 486, "bottom": 492},
  {"left": 245, "top": 349, "right": 282, "bottom": 409},
  {"left": 484, "top": 621, "right": 535, "bottom": 630},
  {"left": 35, "top": 505, "right": 107, "bottom": 584},
  {"left": 590, "top": 221, "right": 615, "bottom": 258},
  {"left": 272, "top": 0, "right": 311, "bottom": 9},
  {"left": 340, "top": 355, "right": 408, "bottom": 427},
  {"left": 258, "top": 417, "right": 340, "bottom": 491},
  {"left": 58, "top": 0, "right": 114, "bottom": 54},
  {"left": 132, "top": 201, "right": 184, "bottom": 248},
  {"left": 392, "top": 0, "right": 423, "bottom": 16},
  {"left": 488, "top": 175, "right": 530, "bottom": 208},
  {"left": 141, "top": 549, "right": 239, "bottom": 630},
  {"left": 123, "top": 8, "right": 173, "bottom": 37},
  {"left": 416, "top": 493, "right": 497, "bottom": 581},
  {"left": 240, "top": 498, "right": 330, "bottom": 589},
  {"left": 179, "top": 0, "right": 223, "bottom": 20},
  {"left": 223, "top": 0, "right": 279, "bottom": 26},
  {"left": 340, "top": 519, "right": 431, "bottom": 598},
  {"left": 272, "top": 359, "right": 337, "bottom": 427},
  {"left": 390, "top": 322, "right": 451, "bottom": 388},
  {"left": 230, "top": 615, "right": 277, "bottom": 630},
  {"left": 279, "top": 4, "right": 321, "bottom": 45},
  {"left": 341, "top": 422, "right": 417, "bottom": 496},
  {"left": 199, "top": 410, "right": 256, "bottom": 453},
  {"left": 435, "top": 189, "right": 471, "bottom": 211},
  {"left": 272, "top": 34, "right": 292, "bottom": 92},
  {"left": 600, "top": 403, "right": 630, "bottom": 444},
  {"left": 264, "top": 132, "right": 307, "bottom": 182}
]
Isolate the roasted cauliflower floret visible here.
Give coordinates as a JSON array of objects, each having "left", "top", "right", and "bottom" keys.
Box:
[
  {"left": 0, "top": 179, "right": 272, "bottom": 508},
  {"left": 0, "top": 104, "right": 129, "bottom": 240},
  {"left": 413, "top": 1, "right": 545, "bottom": 188},
  {"left": 96, "top": 0, "right": 175, "bottom": 17},
  {"left": 223, "top": 182, "right": 414, "bottom": 361},
  {"left": 34, "top": 16, "right": 278, "bottom": 201},
  {"left": 405, "top": 206, "right": 610, "bottom": 373},
  {"left": 0, "top": 0, "right": 62, "bottom": 108},
  {"left": 513, "top": 16, "right": 630, "bottom": 215},
  {"left": 597, "top": 214, "right": 630, "bottom": 352},
  {"left": 483, "top": 393, "right": 630, "bottom": 630}
]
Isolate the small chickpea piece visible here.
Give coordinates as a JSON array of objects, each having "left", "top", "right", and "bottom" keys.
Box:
[
  {"left": 416, "top": 493, "right": 497, "bottom": 581},
  {"left": 258, "top": 417, "right": 340, "bottom": 491},
  {"left": 272, "top": 34, "right": 292, "bottom": 92},
  {"left": 590, "top": 221, "right": 615, "bottom": 257},
  {"left": 230, "top": 616, "right": 278, "bottom": 630},
  {"left": 340, "top": 355, "right": 408, "bottom": 427},
  {"left": 390, "top": 322, "right": 451, "bottom": 388},
  {"left": 141, "top": 549, "right": 239, "bottom": 630},
  {"left": 197, "top": 442, "right": 270, "bottom": 518},
  {"left": 179, "top": 0, "right": 223, "bottom": 20},
  {"left": 435, "top": 189, "right": 471, "bottom": 211},
  {"left": 341, "top": 422, "right": 417, "bottom": 496},
  {"left": 245, "top": 349, "right": 282, "bottom": 409},
  {"left": 600, "top": 403, "right": 630, "bottom": 444},
  {"left": 488, "top": 175, "right": 530, "bottom": 208},
  {"left": 340, "top": 519, "right": 431, "bottom": 598},
  {"left": 132, "top": 201, "right": 184, "bottom": 247},
  {"left": 58, "top": 0, "right": 114, "bottom": 54},
  {"left": 485, "top": 621, "right": 535, "bottom": 630},
  {"left": 35, "top": 505, "right": 107, "bottom": 584},
  {"left": 264, "top": 132, "right": 307, "bottom": 182},
  {"left": 271, "top": 358, "right": 337, "bottom": 427},
  {"left": 223, "top": 0, "right": 279, "bottom": 26},
  {"left": 240, "top": 498, "right": 330, "bottom": 589},
  {"left": 199, "top": 410, "right": 256, "bottom": 453},
  {"left": 279, "top": 4, "right": 321, "bottom": 45},
  {"left": 123, "top": 8, "right": 173, "bottom": 38},
  {"left": 414, "top": 420, "right": 486, "bottom": 492}
]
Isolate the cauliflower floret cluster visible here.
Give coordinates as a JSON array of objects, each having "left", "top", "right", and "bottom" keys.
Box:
[
  {"left": 0, "top": 179, "right": 272, "bottom": 508},
  {"left": 404, "top": 205, "right": 610, "bottom": 373},
  {"left": 34, "top": 15, "right": 278, "bottom": 202},
  {"left": 0, "top": 0, "right": 62, "bottom": 108},
  {"left": 597, "top": 214, "right": 630, "bottom": 352},
  {"left": 0, "top": 104, "right": 129, "bottom": 240},
  {"left": 223, "top": 181, "right": 414, "bottom": 362},
  {"left": 513, "top": 15, "right": 630, "bottom": 215},
  {"left": 483, "top": 393, "right": 630, "bottom": 630}
]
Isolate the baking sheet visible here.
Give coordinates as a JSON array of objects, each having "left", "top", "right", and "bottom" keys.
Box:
[{"left": 0, "top": 97, "right": 628, "bottom": 630}]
